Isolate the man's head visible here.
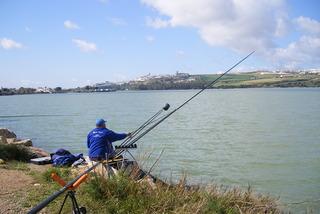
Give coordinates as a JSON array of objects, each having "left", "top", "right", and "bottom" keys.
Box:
[{"left": 96, "top": 118, "right": 106, "bottom": 128}]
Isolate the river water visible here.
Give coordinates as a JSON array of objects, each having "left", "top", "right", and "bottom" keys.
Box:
[{"left": 0, "top": 88, "right": 319, "bottom": 212}]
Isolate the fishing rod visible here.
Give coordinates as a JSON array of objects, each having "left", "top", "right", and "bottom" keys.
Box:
[
  {"left": 119, "top": 103, "right": 170, "bottom": 147},
  {"left": 116, "top": 51, "right": 255, "bottom": 156}
]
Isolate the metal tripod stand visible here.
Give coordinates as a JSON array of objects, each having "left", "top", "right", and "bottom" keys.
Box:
[{"left": 58, "top": 190, "right": 86, "bottom": 214}]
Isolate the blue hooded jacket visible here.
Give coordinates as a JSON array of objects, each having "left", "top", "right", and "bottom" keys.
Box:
[{"left": 87, "top": 127, "right": 127, "bottom": 159}]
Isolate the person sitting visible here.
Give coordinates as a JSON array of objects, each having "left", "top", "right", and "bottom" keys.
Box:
[{"left": 87, "top": 118, "right": 130, "bottom": 161}]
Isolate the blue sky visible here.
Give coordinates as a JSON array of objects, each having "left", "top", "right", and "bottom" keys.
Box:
[{"left": 1, "top": 0, "right": 319, "bottom": 88}]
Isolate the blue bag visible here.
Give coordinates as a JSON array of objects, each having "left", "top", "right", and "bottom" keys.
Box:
[{"left": 52, "top": 148, "right": 83, "bottom": 167}]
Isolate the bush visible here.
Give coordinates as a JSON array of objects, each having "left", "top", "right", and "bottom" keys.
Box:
[{"left": 0, "top": 144, "right": 33, "bottom": 161}]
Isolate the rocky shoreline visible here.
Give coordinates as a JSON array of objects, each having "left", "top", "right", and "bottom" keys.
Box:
[{"left": 0, "top": 128, "right": 49, "bottom": 160}]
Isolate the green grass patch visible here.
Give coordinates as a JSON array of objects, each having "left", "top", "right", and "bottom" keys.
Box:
[
  {"left": 23, "top": 167, "right": 73, "bottom": 212},
  {"left": 197, "top": 73, "right": 320, "bottom": 88},
  {"left": 0, "top": 160, "right": 30, "bottom": 171}
]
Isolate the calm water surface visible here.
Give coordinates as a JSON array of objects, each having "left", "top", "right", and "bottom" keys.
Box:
[{"left": 0, "top": 88, "right": 319, "bottom": 212}]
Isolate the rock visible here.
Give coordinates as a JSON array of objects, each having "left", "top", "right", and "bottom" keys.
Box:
[
  {"left": 0, "top": 128, "right": 17, "bottom": 139},
  {"left": 0, "top": 136, "right": 7, "bottom": 144},
  {"left": 10, "top": 139, "right": 33, "bottom": 147},
  {"left": 0, "top": 159, "right": 6, "bottom": 164},
  {"left": 0, "top": 128, "right": 50, "bottom": 160},
  {"left": 29, "top": 147, "right": 50, "bottom": 157}
]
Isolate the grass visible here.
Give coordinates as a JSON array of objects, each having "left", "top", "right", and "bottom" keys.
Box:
[
  {"left": 199, "top": 73, "right": 320, "bottom": 88},
  {"left": 0, "top": 144, "right": 33, "bottom": 161},
  {"left": 25, "top": 167, "right": 280, "bottom": 214},
  {"left": 0, "top": 160, "right": 31, "bottom": 171},
  {"left": 23, "top": 167, "right": 74, "bottom": 213}
]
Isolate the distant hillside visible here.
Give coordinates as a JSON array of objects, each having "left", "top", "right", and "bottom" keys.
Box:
[{"left": 123, "top": 71, "right": 320, "bottom": 90}]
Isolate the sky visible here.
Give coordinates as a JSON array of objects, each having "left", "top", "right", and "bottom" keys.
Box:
[{"left": 0, "top": 0, "right": 320, "bottom": 88}]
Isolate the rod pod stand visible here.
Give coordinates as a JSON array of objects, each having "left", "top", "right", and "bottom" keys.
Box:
[
  {"left": 51, "top": 172, "right": 88, "bottom": 214},
  {"left": 58, "top": 190, "right": 86, "bottom": 214}
]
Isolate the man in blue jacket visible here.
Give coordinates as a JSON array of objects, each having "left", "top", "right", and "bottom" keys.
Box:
[{"left": 87, "top": 118, "right": 130, "bottom": 161}]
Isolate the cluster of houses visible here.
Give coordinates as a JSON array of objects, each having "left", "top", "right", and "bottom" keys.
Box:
[
  {"left": 134, "top": 71, "right": 196, "bottom": 84},
  {"left": 35, "top": 87, "right": 53, "bottom": 93},
  {"left": 92, "top": 81, "right": 117, "bottom": 92}
]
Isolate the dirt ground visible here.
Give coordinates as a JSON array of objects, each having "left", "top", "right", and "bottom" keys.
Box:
[{"left": 0, "top": 164, "right": 49, "bottom": 214}]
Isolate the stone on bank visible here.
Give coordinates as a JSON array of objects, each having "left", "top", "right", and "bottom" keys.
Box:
[{"left": 0, "top": 128, "right": 49, "bottom": 158}]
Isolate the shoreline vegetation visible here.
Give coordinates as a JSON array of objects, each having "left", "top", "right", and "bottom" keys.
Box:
[
  {"left": 0, "top": 160, "right": 281, "bottom": 214},
  {"left": 0, "top": 128, "right": 281, "bottom": 213},
  {"left": 1, "top": 70, "right": 319, "bottom": 96}
]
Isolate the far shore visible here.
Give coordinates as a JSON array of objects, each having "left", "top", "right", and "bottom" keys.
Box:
[
  {"left": 1, "top": 85, "right": 319, "bottom": 97},
  {"left": 1, "top": 71, "right": 319, "bottom": 96}
]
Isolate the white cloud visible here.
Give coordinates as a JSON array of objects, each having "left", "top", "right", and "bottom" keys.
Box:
[
  {"left": 0, "top": 38, "right": 23, "bottom": 50},
  {"left": 295, "top": 16, "right": 320, "bottom": 35},
  {"left": 272, "top": 17, "right": 320, "bottom": 68},
  {"left": 142, "top": 0, "right": 287, "bottom": 54},
  {"left": 146, "top": 35, "right": 155, "bottom": 42},
  {"left": 72, "top": 39, "right": 97, "bottom": 52},
  {"left": 64, "top": 20, "right": 80, "bottom": 30},
  {"left": 109, "top": 17, "right": 127, "bottom": 26},
  {"left": 275, "top": 17, "right": 290, "bottom": 37},
  {"left": 272, "top": 36, "right": 320, "bottom": 68},
  {"left": 146, "top": 16, "right": 170, "bottom": 28},
  {"left": 142, "top": 0, "right": 320, "bottom": 68}
]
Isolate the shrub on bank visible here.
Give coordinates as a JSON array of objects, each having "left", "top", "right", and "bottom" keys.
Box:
[{"left": 0, "top": 144, "right": 33, "bottom": 161}]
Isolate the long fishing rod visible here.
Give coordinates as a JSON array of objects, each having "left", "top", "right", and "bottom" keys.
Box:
[{"left": 116, "top": 51, "right": 254, "bottom": 156}]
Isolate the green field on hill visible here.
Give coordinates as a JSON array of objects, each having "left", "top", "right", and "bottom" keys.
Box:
[{"left": 196, "top": 72, "right": 320, "bottom": 88}]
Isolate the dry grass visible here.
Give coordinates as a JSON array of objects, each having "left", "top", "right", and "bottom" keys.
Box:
[{"left": 76, "top": 167, "right": 280, "bottom": 214}]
